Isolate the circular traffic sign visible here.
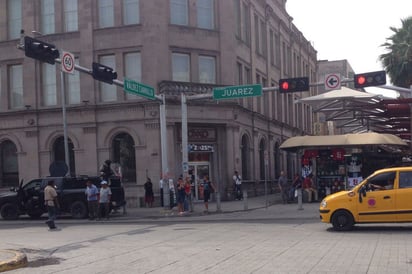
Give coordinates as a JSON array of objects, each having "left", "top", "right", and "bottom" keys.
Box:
[
  {"left": 62, "top": 51, "right": 75, "bottom": 74},
  {"left": 325, "top": 73, "right": 341, "bottom": 90}
]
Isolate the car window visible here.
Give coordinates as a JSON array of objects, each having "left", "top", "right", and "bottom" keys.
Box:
[
  {"left": 23, "top": 179, "right": 42, "bottom": 191},
  {"left": 399, "top": 171, "right": 412, "bottom": 189},
  {"left": 368, "top": 171, "right": 396, "bottom": 189}
]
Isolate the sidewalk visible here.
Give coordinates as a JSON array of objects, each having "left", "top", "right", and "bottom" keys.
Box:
[{"left": 115, "top": 193, "right": 320, "bottom": 221}]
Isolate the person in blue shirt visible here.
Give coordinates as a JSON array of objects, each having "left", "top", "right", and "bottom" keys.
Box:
[{"left": 85, "top": 180, "right": 99, "bottom": 220}]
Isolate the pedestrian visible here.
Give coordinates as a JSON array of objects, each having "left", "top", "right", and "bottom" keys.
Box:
[
  {"left": 98, "top": 180, "right": 112, "bottom": 220},
  {"left": 44, "top": 180, "right": 59, "bottom": 230},
  {"left": 85, "top": 180, "right": 99, "bottom": 220},
  {"left": 278, "top": 171, "right": 289, "bottom": 204},
  {"left": 176, "top": 177, "right": 186, "bottom": 215},
  {"left": 100, "top": 159, "right": 114, "bottom": 181},
  {"left": 233, "top": 171, "right": 242, "bottom": 200},
  {"left": 303, "top": 173, "right": 318, "bottom": 202},
  {"left": 144, "top": 178, "right": 154, "bottom": 208},
  {"left": 202, "top": 175, "right": 215, "bottom": 213},
  {"left": 291, "top": 173, "right": 302, "bottom": 202},
  {"left": 184, "top": 176, "right": 193, "bottom": 212}
]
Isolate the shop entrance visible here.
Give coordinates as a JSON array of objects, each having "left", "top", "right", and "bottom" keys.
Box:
[{"left": 188, "top": 162, "right": 210, "bottom": 201}]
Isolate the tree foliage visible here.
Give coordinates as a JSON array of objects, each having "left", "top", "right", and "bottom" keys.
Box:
[{"left": 380, "top": 17, "right": 412, "bottom": 88}]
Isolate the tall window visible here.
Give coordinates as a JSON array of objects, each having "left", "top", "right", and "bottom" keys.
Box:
[
  {"left": 99, "top": 55, "right": 117, "bottom": 102},
  {"left": 254, "top": 15, "right": 260, "bottom": 54},
  {"left": 64, "top": 0, "right": 78, "bottom": 32},
  {"left": 123, "top": 0, "right": 139, "bottom": 25},
  {"left": 170, "top": 0, "right": 188, "bottom": 26},
  {"left": 242, "top": 2, "right": 250, "bottom": 45},
  {"left": 7, "top": 0, "right": 22, "bottom": 40},
  {"left": 67, "top": 58, "right": 80, "bottom": 104},
  {"left": 41, "top": 0, "right": 55, "bottom": 34},
  {"left": 124, "top": 52, "right": 142, "bottom": 100},
  {"left": 234, "top": 0, "right": 241, "bottom": 38},
  {"left": 199, "top": 55, "right": 215, "bottom": 84},
  {"left": 172, "top": 53, "right": 190, "bottom": 82},
  {"left": 99, "top": 0, "right": 114, "bottom": 28},
  {"left": 9, "top": 65, "right": 23, "bottom": 109},
  {"left": 42, "top": 64, "right": 57, "bottom": 106},
  {"left": 197, "top": 0, "right": 214, "bottom": 29}
]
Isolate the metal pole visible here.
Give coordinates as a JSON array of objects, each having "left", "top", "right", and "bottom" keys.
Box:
[
  {"left": 181, "top": 93, "right": 188, "bottom": 178},
  {"left": 160, "top": 94, "right": 169, "bottom": 207},
  {"left": 60, "top": 70, "right": 70, "bottom": 175}
]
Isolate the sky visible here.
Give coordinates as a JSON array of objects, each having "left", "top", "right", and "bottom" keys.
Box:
[{"left": 286, "top": 0, "right": 412, "bottom": 97}]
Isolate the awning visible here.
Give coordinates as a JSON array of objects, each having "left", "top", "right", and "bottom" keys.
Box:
[{"left": 280, "top": 132, "right": 408, "bottom": 151}]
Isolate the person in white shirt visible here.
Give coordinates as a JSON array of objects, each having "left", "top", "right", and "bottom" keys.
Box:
[{"left": 233, "top": 171, "right": 243, "bottom": 200}]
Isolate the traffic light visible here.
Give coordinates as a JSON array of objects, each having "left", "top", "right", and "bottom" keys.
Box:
[
  {"left": 354, "top": 70, "right": 386, "bottom": 88},
  {"left": 279, "top": 77, "right": 309, "bottom": 93},
  {"left": 92, "top": 62, "right": 117, "bottom": 84},
  {"left": 24, "top": 36, "right": 60, "bottom": 64}
]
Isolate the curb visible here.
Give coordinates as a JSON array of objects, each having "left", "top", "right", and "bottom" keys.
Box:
[{"left": 0, "top": 250, "right": 28, "bottom": 273}]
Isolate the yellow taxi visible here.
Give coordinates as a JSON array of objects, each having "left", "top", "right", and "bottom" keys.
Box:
[{"left": 319, "top": 166, "right": 412, "bottom": 231}]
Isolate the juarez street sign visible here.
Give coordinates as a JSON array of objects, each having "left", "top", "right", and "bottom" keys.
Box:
[
  {"left": 124, "top": 78, "right": 155, "bottom": 100},
  {"left": 213, "top": 84, "right": 262, "bottom": 100}
]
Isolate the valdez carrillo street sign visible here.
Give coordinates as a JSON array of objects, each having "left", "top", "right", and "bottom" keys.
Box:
[{"left": 213, "top": 84, "right": 262, "bottom": 100}]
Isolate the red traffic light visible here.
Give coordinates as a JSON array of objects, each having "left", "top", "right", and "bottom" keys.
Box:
[
  {"left": 281, "top": 82, "right": 289, "bottom": 91},
  {"left": 354, "top": 71, "right": 386, "bottom": 88},
  {"left": 279, "top": 77, "right": 309, "bottom": 93},
  {"left": 356, "top": 76, "right": 366, "bottom": 86}
]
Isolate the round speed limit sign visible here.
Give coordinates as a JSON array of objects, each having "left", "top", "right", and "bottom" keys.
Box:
[{"left": 62, "top": 51, "right": 75, "bottom": 74}]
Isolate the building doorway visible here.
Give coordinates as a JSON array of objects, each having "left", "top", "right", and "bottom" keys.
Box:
[
  {"left": 0, "top": 140, "right": 18, "bottom": 187},
  {"left": 188, "top": 162, "right": 210, "bottom": 201}
]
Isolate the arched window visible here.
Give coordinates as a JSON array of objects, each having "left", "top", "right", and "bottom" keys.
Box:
[
  {"left": 112, "top": 132, "right": 136, "bottom": 183},
  {"left": 53, "top": 136, "right": 75, "bottom": 175},
  {"left": 241, "top": 134, "right": 249, "bottom": 180},
  {"left": 259, "top": 139, "right": 266, "bottom": 180},
  {"left": 0, "top": 140, "right": 18, "bottom": 187}
]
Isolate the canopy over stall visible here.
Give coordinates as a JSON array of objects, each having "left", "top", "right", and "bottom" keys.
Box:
[{"left": 280, "top": 132, "right": 408, "bottom": 152}]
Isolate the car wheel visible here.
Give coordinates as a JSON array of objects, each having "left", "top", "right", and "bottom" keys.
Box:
[
  {"left": 70, "top": 201, "right": 87, "bottom": 219},
  {"left": 331, "top": 210, "right": 354, "bottom": 231},
  {"left": 0, "top": 203, "right": 19, "bottom": 220}
]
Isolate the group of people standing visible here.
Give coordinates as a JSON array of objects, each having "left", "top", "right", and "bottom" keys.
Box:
[{"left": 278, "top": 171, "right": 319, "bottom": 204}]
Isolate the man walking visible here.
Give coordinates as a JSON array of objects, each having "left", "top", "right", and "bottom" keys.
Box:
[
  {"left": 278, "top": 171, "right": 289, "bottom": 204},
  {"left": 44, "top": 180, "right": 59, "bottom": 230}
]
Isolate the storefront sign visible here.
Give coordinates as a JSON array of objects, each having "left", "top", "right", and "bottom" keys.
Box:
[
  {"left": 189, "top": 144, "right": 214, "bottom": 152},
  {"left": 178, "top": 127, "right": 217, "bottom": 142}
]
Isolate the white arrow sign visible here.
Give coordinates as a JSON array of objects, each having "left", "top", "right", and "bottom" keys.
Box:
[{"left": 325, "top": 73, "right": 341, "bottom": 90}]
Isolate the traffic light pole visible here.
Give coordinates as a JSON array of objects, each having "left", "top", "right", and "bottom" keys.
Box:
[{"left": 18, "top": 38, "right": 169, "bottom": 184}]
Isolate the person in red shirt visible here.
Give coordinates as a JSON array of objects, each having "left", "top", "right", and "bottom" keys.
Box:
[{"left": 303, "top": 174, "right": 318, "bottom": 202}]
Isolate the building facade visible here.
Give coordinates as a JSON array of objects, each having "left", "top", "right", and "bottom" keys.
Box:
[{"left": 0, "top": 0, "right": 317, "bottom": 206}]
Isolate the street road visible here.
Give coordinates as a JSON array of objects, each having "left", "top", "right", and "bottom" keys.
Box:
[{"left": 2, "top": 206, "right": 412, "bottom": 273}]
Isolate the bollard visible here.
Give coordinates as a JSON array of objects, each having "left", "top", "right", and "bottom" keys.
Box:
[
  {"left": 297, "top": 188, "right": 304, "bottom": 210},
  {"left": 243, "top": 190, "right": 248, "bottom": 210},
  {"left": 216, "top": 192, "right": 222, "bottom": 213}
]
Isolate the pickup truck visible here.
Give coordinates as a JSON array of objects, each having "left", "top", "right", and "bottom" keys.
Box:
[{"left": 0, "top": 176, "right": 126, "bottom": 220}]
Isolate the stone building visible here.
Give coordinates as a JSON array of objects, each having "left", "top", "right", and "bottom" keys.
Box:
[{"left": 0, "top": 0, "right": 317, "bottom": 206}]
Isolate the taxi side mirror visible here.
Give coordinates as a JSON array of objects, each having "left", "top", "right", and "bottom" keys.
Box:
[{"left": 358, "top": 185, "right": 367, "bottom": 203}]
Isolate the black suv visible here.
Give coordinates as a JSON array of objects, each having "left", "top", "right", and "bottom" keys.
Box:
[{"left": 0, "top": 176, "right": 126, "bottom": 220}]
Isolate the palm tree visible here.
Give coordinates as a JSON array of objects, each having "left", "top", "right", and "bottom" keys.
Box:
[{"left": 379, "top": 16, "right": 412, "bottom": 88}]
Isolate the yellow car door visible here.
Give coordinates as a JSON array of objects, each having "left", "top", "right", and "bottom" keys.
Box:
[
  {"left": 396, "top": 171, "right": 412, "bottom": 222},
  {"left": 357, "top": 171, "right": 397, "bottom": 223}
]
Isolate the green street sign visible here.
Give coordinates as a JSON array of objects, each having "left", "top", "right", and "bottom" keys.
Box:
[
  {"left": 213, "top": 84, "right": 262, "bottom": 100},
  {"left": 124, "top": 78, "right": 155, "bottom": 100}
]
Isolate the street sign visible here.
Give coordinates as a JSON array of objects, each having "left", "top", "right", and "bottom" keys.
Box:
[
  {"left": 61, "top": 51, "right": 75, "bottom": 74},
  {"left": 124, "top": 78, "right": 155, "bottom": 100},
  {"left": 324, "top": 73, "right": 341, "bottom": 90},
  {"left": 213, "top": 84, "right": 262, "bottom": 100}
]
